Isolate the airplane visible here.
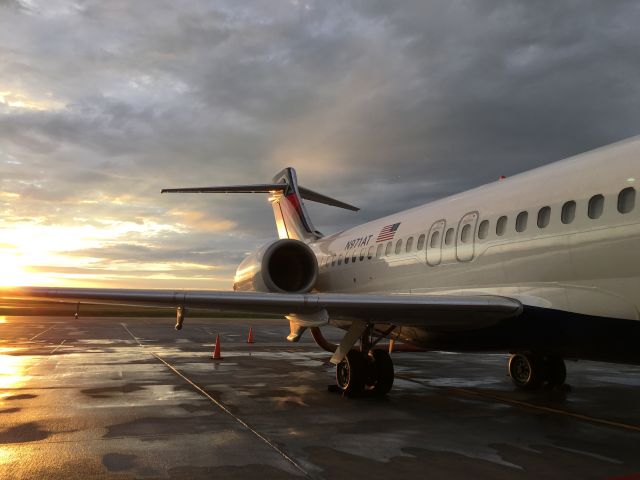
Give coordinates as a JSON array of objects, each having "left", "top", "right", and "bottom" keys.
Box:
[{"left": 3, "top": 135, "right": 640, "bottom": 396}]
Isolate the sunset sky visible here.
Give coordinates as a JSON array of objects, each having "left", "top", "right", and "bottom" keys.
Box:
[{"left": 1, "top": 0, "right": 640, "bottom": 289}]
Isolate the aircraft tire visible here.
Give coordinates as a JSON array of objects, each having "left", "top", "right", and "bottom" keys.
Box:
[
  {"left": 508, "top": 352, "right": 544, "bottom": 390},
  {"left": 368, "top": 349, "right": 394, "bottom": 396},
  {"left": 336, "top": 350, "right": 366, "bottom": 395},
  {"left": 545, "top": 355, "right": 566, "bottom": 388}
]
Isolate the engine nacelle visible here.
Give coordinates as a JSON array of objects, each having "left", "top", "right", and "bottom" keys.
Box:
[{"left": 233, "top": 239, "right": 318, "bottom": 293}]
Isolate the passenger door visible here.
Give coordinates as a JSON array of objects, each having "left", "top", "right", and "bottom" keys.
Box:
[
  {"left": 456, "top": 211, "right": 478, "bottom": 262},
  {"left": 426, "top": 219, "right": 445, "bottom": 266}
]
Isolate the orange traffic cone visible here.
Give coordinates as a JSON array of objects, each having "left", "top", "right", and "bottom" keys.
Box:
[
  {"left": 247, "top": 327, "right": 254, "bottom": 344},
  {"left": 212, "top": 334, "right": 222, "bottom": 360},
  {"left": 388, "top": 338, "right": 395, "bottom": 354}
]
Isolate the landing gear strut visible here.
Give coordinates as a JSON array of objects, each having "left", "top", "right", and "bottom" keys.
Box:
[
  {"left": 508, "top": 352, "right": 566, "bottom": 389},
  {"left": 335, "top": 325, "right": 395, "bottom": 396}
]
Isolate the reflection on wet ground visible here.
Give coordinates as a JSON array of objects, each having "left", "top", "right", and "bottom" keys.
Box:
[{"left": 0, "top": 316, "right": 639, "bottom": 479}]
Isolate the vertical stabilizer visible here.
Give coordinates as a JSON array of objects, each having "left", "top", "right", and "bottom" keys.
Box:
[{"left": 269, "top": 168, "right": 320, "bottom": 242}]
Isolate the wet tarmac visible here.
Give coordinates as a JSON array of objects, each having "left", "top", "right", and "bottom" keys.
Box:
[{"left": 0, "top": 315, "right": 639, "bottom": 479}]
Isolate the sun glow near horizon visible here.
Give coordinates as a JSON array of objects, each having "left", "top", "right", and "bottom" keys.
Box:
[
  {"left": 0, "top": 252, "right": 41, "bottom": 287},
  {"left": 0, "top": 222, "right": 106, "bottom": 287},
  {"left": 0, "top": 219, "right": 180, "bottom": 288},
  {"left": 0, "top": 216, "right": 234, "bottom": 289}
]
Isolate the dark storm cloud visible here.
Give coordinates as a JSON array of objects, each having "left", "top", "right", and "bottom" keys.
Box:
[{"left": 1, "top": 0, "right": 640, "bottom": 287}]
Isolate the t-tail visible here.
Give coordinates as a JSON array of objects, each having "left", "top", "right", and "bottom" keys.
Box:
[{"left": 161, "top": 167, "right": 359, "bottom": 242}]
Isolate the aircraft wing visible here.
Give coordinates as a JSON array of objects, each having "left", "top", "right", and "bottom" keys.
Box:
[{"left": 0, "top": 286, "right": 521, "bottom": 330}]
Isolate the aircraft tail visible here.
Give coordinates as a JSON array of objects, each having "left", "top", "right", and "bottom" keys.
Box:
[{"left": 161, "top": 167, "right": 358, "bottom": 242}]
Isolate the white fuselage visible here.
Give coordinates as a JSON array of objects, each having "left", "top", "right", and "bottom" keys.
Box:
[{"left": 311, "top": 136, "right": 640, "bottom": 322}]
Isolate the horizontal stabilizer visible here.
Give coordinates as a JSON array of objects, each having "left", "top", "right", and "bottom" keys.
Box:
[
  {"left": 161, "top": 184, "right": 286, "bottom": 194},
  {"left": 298, "top": 187, "right": 359, "bottom": 211},
  {"left": 162, "top": 183, "right": 359, "bottom": 211}
]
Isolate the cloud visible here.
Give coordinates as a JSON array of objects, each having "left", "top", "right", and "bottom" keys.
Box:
[
  {"left": 167, "top": 209, "right": 237, "bottom": 233},
  {"left": 1, "top": 0, "right": 640, "bottom": 287}
]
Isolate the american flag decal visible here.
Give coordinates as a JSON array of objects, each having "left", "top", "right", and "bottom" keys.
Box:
[{"left": 376, "top": 222, "right": 401, "bottom": 242}]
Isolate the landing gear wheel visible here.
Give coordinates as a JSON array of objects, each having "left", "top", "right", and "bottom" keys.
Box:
[
  {"left": 545, "top": 356, "right": 566, "bottom": 388},
  {"left": 368, "top": 350, "right": 394, "bottom": 396},
  {"left": 508, "top": 353, "right": 544, "bottom": 390},
  {"left": 336, "top": 350, "right": 366, "bottom": 395}
]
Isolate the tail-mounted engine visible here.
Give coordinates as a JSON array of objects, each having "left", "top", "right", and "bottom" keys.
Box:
[{"left": 233, "top": 239, "right": 318, "bottom": 293}]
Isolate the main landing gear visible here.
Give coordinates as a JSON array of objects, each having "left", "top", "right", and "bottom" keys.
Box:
[
  {"left": 508, "top": 352, "right": 566, "bottom": 390},
  {"left": 335, "top": 349, "right": 394, "bottom": 396},
  {"left": 334, "top": 326, "right": 395, "bottom": 396}
]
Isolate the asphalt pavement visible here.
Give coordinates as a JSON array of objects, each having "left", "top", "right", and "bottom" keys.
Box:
[{"left": 1, "top": 316, "right": 639, "bottom": 479}]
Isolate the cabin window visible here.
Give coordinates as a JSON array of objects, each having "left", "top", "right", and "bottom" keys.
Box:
[
  {"left": 367, "top": 246, "right": 374, "bottom": 259},
  {"left": 358, "top": 249, "right": 364, "bottom": 261},
  {"left": 338, "top": 254, "right": 343, "bottom": 265},
  {"left": 496, "top": 216, "right": 507, "bottom": 236},
  {"left": 406, "top": 236, "right": 414, "bottom": 252},
  {"left": 561, "top": 201, "right": 576, "bottom": 224},
  {"left": 417, "top": 234, "right": 426, "bottom": 250},
  {"left": 477, "top": 220, "right": 489, "bottom": 239},
  {"left": 460, "top": 224, "right": 472, "bottom": 243},
  {"left": 385, "top": 241, "right": 392, "bottom": 256},
  {"left": 430, "top": 230, "right": 441, "bottom": 248},
  {"left": 352, "top": 250, "right": 357, "bottom": 262},
  {"left": 516, "top": 211, "right": 528, "bottom": 232},
  {"left": 444, "top": 227, "right": 455, "bottom": 245},
  {"left": 588, "top": 194, "right": 604, "bottom": 219},
  {"left": 331, "top": 255, "right": 336, "bottom": 266},
  {"left": 344, "top": 255, "right": 349, "bottom": 264},
  {"left": 537, "top": 206, "right": 551, "bottom": 228},
  {"left": 618, "top": 187, "right": 636, "bottom": 214},
  {"left": 376, "top": 244, "right": 383, "bottom": 258},
  {"left": 395, "top": 239, "right": 403, "bottom": 254}
]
